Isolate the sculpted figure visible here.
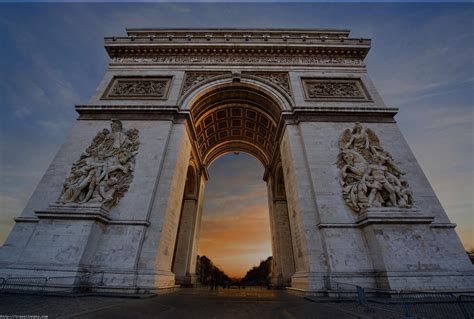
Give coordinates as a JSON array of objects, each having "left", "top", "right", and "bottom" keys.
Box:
[
  {"left": 344, "top": 122, "right": 369, "bottom": 151},
  {"left": 56, "top": 120, "right": 139, "bottom": 210},
  {"left": 337, "top": 122, "right": 414, "bottom": 212},
  {"left": 400, "top": 181, "right": 414, "bottom": 208},
  {"left": 362, "top": 155, "right": 397, "bottom": 207},
  {"left": 370, "top": 144, "right": 405, "bottom": 176}
]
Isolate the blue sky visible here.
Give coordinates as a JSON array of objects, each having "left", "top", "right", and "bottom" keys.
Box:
[{"left": 0, "top": 3, "right": 473, "bottom": 260}]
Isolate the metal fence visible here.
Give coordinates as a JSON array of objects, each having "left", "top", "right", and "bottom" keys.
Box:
[
  {"left": 1, "top": 277, "right": 48, "bottom": 294},
  {"left": 0, "top": 273, "right": 96, "bottom": 295},
  {"left": 330, "top": 280, "right": 474, "bottom": 319}
]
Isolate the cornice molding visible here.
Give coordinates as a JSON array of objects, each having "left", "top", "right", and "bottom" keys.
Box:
[
  {"left": 75, "top": 104, "right": 397, "bottom": 122},
  {"left": 125, "top": 28, "right": 353, "bottom": 37},
  {"left": 105, "top": 29, "right": 370, "bottom": 65},
  {"left": 282, "top": 107, "right": 398, "bottom": 123}
]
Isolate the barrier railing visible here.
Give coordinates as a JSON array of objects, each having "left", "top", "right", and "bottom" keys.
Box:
[
  {"left": 0, "top": 273, "right": 97, "bottom": 295},
  {"left": 329, "top": 279, "right": 474, "bottom": 319},
  {"left": 43, "top": 275, "right": 89, "bottom": 293},
  {"left": 1, "top": 277, "right": 48, "bottom": 295}
]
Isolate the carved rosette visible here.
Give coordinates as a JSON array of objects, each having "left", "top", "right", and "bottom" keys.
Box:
[
  {"left": 180, "top": 71, "right": 229, "bottom": 97},
  {"left": 336, "top": 123, "right": 413, "bottom": 213},
  {"left": 245, "top": 72, "right": 292, "bottom": 97},
  {"left": 56, "top": 120, "right": 140, "bottom": 211}
]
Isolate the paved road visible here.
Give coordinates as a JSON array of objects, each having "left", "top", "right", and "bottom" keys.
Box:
[{"left": 0, "top": 287, "right": 375, "bottom": 319}]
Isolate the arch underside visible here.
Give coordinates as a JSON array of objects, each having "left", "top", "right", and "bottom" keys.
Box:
[
  {"left": 205, "top": 141, "right": 268, "bottom": 168},
  {"left": 191, "top": 85, "right": 282, "bottom": 168}
]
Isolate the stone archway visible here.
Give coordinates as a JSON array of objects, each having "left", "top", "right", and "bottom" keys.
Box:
[
  {"left": 171, "top": 80, "right": 297, "bottom": 286},
  {"left": 1, "top": 28, "right": 472, "bottom": 294}
]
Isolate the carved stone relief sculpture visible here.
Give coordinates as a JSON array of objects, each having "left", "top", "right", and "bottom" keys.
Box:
[
  {"left": 57, "top": 120, "right": 140, "bottom": 210},
  {"left": 112, "top": 55, "right": 363, "bottom": 66},
  {"left": 302, "top": 78, "right": 370, "bottom": 101},
  {"left": 244, "top": 72, "right": 292, "bottom": 97},
  {"left": 336, "top": 123, "right": 413, "bottom": 212},
  {"left": 103, "top": 77, "right": 171, "bottom": 99},
  {"left": 180, "top": 71, "right": 229, "bottom": 97}
]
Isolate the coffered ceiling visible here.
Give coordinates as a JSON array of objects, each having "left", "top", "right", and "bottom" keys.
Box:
[{"left": 190, "top": 85, "right": 281, "bottom": 167}]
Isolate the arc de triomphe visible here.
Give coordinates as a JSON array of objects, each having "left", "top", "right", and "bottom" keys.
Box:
[{"left": 1, "top": 29, "right": 472, "bottom": 293}]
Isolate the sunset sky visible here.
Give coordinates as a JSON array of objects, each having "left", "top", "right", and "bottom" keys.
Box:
[
  {"left": 197, "top": 153, "right": 271, "bottom": 278},
  {"left": 0, "top": 3, "right": 472, "bottom": 277}
]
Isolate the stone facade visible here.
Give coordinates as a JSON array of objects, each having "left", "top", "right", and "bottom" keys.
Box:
[{"left": 0, "top": 29, "right": 472, "bottom": 294}]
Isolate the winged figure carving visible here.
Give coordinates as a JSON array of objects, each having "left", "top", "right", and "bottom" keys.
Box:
[
  {"left": 56, "top": 120, "right": 140, "bottom": 210},
  {"left": 336, "top": 122, "right": 413, "bottom": 212}
]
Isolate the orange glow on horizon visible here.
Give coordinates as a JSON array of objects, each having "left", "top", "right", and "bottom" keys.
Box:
[{"left": 197, "top": 202, "right": 272, "bottom": 278}]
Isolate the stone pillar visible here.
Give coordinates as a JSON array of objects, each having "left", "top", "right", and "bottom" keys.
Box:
[
  {"left": 173, "top": 173, "right": 205, "bottom": 285},
  {"left": 267, "top": 178, "right": 282, "bottom": 286},
  {"left": 280, "top": 124, "right": 330, "bottom": 291},
  {"left": 135, "top": 122, "right": 192, "bottom": 289},
  {"left": 188, "top": 175, "right": 205, "bottom": 282},
  {"left": 273, "top": 200, "right": 296, "bottom": 285},
  {"left": 294, "top": 120, "right": 474, "bottom": 291},
  {"left": 267, "top": 169, "right": 295, "bottom": 287},
  {"left": 0, "top": 119, "right": 175, "bottom": 288}
]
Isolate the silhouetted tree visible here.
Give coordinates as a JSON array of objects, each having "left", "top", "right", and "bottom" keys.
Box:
[
  {"left": 467, "top": 250, "right": 474, "bottom": 264},
  {"left": 196, "top": 255, "right": 231, "bottom": 286},
  {"left": 242, "top": 256, "right": 272, "bottom": 286}
]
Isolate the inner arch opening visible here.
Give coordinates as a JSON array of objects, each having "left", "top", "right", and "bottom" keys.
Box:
[
  {"left": 184, "top": 83, "right": 286, "bottom": 283},
  {"left": 197, "top": 152, "right": 272, "bottom": 279}
]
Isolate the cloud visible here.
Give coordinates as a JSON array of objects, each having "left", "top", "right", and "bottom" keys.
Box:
[{"left": 14, "top": 107, "right": 32, "bottom": 118}]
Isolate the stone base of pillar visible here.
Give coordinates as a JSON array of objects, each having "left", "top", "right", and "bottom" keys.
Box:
[
  {"left": 0, "top": 265, "right": 180, "bottom": 294},
  {"left": 271, "top": 274, "right": 291, "bottom": 287},
  {"left": 374, "top": 271, "right": 474, "bottom": 291},
  {"left": 290, "top": 271, "right": 474, "bottom": 294},
  {"left": 175, "top": 273, "right": 198, "bottom": 286},
  {"left": 134, "top": 270, "right": 176, "bottom": 290}
]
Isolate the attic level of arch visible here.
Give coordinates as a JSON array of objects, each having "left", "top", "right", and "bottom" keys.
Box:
[
  {"left": 106, "top": 29, "right": 370, "bottom": 47},
  {"left": 126, "top": 28, "right": 353, "bottom": 38},
  {"left": 105, "top": 29, "right": 370, "bottom": 62}
]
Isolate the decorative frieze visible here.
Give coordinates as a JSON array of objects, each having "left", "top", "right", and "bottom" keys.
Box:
[
  {"left": 336, "top": 123, "right": 413, "bottom": 213},
  {"left": 112, "top": 55, "right": 363, "bottom": 66},
  {"left": 244, "top": 72, "right": 292, "bottom": 97},
  {"left": 180, "top": 71, "right": 229, "bottom": 97},
  {"left": 103, "top": 76, "right": 172, "bottom": 99},
  {"left": 302, "top": 78, "right": 370, "bottom": 101},
  {"left": 56, "top": 120, "right": 140, "bottom": 211}
]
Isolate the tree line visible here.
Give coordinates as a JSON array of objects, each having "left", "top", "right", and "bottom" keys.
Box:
[{"left": 196, "top": 255, "right": 272, "bottom": 287}]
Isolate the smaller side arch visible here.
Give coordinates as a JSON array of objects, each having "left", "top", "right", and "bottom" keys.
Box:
[
  {"left": 274, "top": 162, "right": 287, "bottom": 200},
  {"left": 184, "top": 163, "right": 197, "bottom": 198}
]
